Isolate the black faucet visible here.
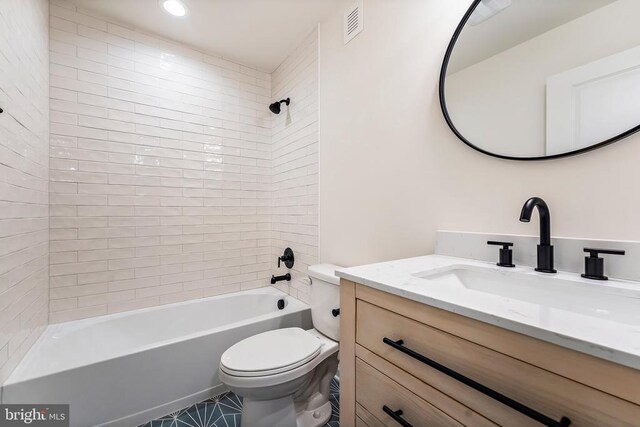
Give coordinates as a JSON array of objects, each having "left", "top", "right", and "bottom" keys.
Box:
[
  {"left": 271, "top": 273, "right": 291, "bottom": 284},
  {"left": 519, "top": 197, "right": 556, "bottom": 273}
]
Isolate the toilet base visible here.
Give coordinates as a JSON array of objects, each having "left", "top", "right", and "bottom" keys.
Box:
[
  {"left": 232, "top": 353, "right": 338, "bottom": 427},
  {"left": 242, "top": 398, "right": 331, "bottom": 427},
  {"left": 296, "top": 400, "right": 332, "bottom": 427},
  {"left": 243, "top": 395, "right": 297, "bottom": 427}
]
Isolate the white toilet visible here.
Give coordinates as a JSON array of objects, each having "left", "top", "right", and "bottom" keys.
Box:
[{"left": 218, "top": 264, "right": 342, "bottom": 427}]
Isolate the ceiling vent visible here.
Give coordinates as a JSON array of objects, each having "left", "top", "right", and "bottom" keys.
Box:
[{"left": 344, "top": 1, "right": 363, "bottom": 44}]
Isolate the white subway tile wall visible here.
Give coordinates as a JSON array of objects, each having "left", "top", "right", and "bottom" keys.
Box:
[
  {"left": 270, "top": 29, "right": 319, "bottom": 303},
  {"left": 0, "top": 0, "right": 50, "bottom": 383},
  {"left": 48, "top": 1, "right": 277, "bottom": 322},
  {"left": 48, "top": 2, "right": 319, "bottom": 321}
]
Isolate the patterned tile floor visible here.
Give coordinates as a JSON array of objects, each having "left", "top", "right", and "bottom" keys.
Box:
[{"left": 141, "top": 377, "right": 339, "bottom": 427}]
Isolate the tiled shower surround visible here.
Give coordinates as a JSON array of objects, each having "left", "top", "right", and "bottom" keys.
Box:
[
  {"left": 270, "top": 30, "right": 319, "bottom": 303},
  {"left": 48, "top": 1, "right": 319, "bottom": 322},
  {"left": 0, "top": 0, "right": 50, "bottom": 383}
]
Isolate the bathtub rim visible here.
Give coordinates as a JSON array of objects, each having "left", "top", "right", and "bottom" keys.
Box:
[{"left": 4, "top": 286, "right": 308, "bottom": 386}]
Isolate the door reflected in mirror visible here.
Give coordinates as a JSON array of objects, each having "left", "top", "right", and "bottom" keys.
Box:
[{"left": 441, "top": 0, "right": 640, "bottom": 160}]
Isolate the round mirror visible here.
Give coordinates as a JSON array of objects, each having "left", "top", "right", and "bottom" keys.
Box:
[{"left": 440, "top": 0, "right": 640, "bottom": 160}]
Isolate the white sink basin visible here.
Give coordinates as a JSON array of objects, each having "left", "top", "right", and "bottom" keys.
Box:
[
  {"left": 337, "top": 255, "right": 640, "bottom": 369},
  {"left": 413, "top": 265, "right": 640, "bottom": 325}
]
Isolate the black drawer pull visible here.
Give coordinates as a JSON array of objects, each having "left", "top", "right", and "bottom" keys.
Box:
[
  {"left": 382, "top": 405, "right": 413, "bottom": 427},
  {"left": 383, "top": 337, "right": 571, "bottom": 427}
]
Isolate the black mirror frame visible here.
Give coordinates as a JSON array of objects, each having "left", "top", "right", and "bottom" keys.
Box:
[{"left": 439, "top": 0, "right": 640, "bottom": 161}]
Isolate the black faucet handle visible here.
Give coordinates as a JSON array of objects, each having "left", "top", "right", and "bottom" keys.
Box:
[
  {"left": 582, "top": 248, "right": 625, "bottom": 281},
  {"left": 277, "top": 247, "right": 295, "bottom": 269},
  {"left": 583, "top": 248, "right": 625, "bottom": 257},
  {"left": 487, "top": 241, "right": 515, "bottom": 268},
  {"left": 487, "top": 241, "right": 513, "bottom": 248}
]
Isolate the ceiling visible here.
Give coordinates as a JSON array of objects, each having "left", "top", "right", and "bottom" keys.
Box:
[
  {"left": 71, "top": 0, "right": 343, "bottom": 72},
  {"left": 448, "top": 0, "right": 618, "bottom": 73}
]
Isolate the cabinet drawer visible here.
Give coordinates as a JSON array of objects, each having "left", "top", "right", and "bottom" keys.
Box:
[
  {"left": 356, "top": 403, "right": 385, "bottom": 427},
  {"left": 356, "top": 300, "right": 640, "bottom": 427},
  {"left": 357, "top": 345, "right": 497, "bottom": 427},
  {"left": 356, "top": 358, "right": 463, "bottom": 426}
]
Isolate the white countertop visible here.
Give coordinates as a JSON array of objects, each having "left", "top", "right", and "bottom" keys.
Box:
[{"left": 336, "top": 255, "right": 640, "bottom": 370}]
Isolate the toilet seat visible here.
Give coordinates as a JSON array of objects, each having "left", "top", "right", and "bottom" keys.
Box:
[
  {"left": 220, "top": 328, "right": 322, "bottom": 377},
  {"left": 219, "top": 328, "right": 339, "bottom": 390}
]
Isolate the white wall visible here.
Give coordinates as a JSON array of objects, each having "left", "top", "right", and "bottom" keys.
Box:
[
  {"left": 48, "top": 1, "right": 273, "bottom": 322},
  {"left": 319, "top": 0, "right": 640, "bottom": 267},
  {"left": 446, "top": 0, "right": 640, "bottom": 157},
  {"left": 0, "top": 0, "right": 49, "bottom": 383},
  {"left": 270, "top": 29, "right": 319, "bottom": 304}
]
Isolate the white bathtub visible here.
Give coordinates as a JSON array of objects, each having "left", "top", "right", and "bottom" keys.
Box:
[{"left": 2, "top": 287, "right": 312, "bottom": 427}]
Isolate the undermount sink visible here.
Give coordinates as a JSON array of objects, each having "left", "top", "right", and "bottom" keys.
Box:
[{"left": 412, "top": 265, "right": 640, "bottom": 325}]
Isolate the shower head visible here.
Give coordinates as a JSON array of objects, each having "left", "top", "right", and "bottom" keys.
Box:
[
  {"left": 269, "top": 98, "right": 290, "bottom": 114},
  {"left": 269, "top": 102, "right": 281, "bottom": 114}
]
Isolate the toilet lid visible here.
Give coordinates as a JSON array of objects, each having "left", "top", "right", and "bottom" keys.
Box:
[{"left": 220, "top": 328, "right": 321, "bottom": 377}]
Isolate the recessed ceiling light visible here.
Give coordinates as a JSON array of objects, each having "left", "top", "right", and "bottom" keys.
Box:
[{"left": 160, "top": 0, "right": 188, "bottom": 17}]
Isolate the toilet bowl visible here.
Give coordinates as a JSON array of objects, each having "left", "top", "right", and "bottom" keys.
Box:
[{"left": 218, "top": 264, "right": 342, "bottom": 427}]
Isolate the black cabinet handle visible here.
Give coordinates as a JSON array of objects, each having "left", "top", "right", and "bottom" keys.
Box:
[
  {"left": 383, "top": 338, "right": 571, "bottom": 427},
  {"left": 331, "top": 308, "right": 340, "bottom": 317},
  {"left": 382, "top": 405, "right": 413, "bottom": 427}
]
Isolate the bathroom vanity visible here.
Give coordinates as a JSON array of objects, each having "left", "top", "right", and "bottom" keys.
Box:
[{"left": 337, "top": 256, "right": 640, "bottom": 427}]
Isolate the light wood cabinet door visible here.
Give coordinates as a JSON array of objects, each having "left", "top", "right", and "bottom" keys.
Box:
[
  {"left": 356, "top": 403, "right": 385, "bottom": 427},
  {"left": 356, "top": 358, "right": 463, "bottom": 427},
  {"left": 356, "top": 283, "right": 640, "bottom": 405},
  {"left": 357, "top": 300, "right": 640, "bottom": 427},
  {"left": 357, "top": 345, "right": 498, "bottom": 427}
]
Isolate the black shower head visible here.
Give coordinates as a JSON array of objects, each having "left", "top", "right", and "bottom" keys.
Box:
[
  {"left": 269, "top": 102, "right": 281, "bottom": 114},
  {"left": 269, "top": 98, "right": 290, "bottom": 114}
]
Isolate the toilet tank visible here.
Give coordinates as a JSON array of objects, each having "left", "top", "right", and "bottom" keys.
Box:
[{"left": 308, "top": 264, "right": 342, "bottom": 341}]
